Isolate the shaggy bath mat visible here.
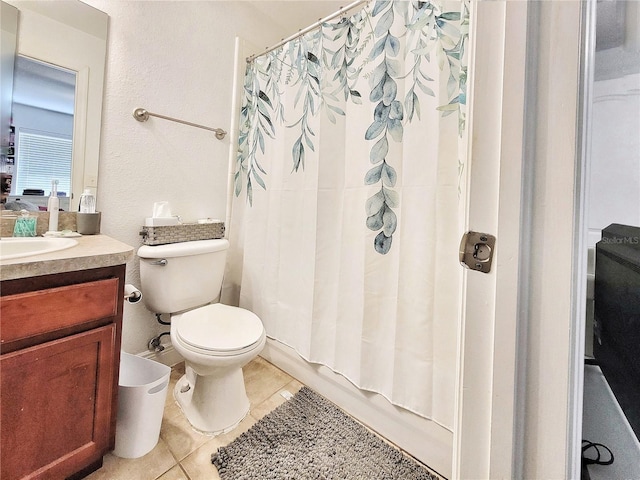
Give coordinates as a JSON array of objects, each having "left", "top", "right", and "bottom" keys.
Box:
[{"left": 211, "top": 387, "right": 439, "bottom": 480}]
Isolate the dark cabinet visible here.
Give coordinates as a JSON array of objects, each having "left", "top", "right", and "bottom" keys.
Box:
[{"left": 1, "top": 265, "right": 125, "bottom": 480}]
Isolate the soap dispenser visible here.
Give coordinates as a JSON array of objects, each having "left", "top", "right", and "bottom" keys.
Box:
[
  {"left": 47, "top": 179, "right": 59, "bottom": 232},
  {"left": 79, "top": 188, "right": 96, "bottom": 213}
]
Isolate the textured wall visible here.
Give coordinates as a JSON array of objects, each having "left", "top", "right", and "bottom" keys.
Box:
[
  {"left": 83, "top": 1, "right": 286, "bottom": 354},
  {"left": 588, "top": 73, "right": 640, "bottom": 244}
]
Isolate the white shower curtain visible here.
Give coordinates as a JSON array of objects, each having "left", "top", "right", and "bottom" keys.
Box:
[{"left": 224, "top": 0, "right": 468, "bottom": 427}]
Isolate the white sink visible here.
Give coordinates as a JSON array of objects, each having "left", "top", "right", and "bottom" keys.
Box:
[{"left": 0, "top": 237, "right": 78, "bottom": 260}]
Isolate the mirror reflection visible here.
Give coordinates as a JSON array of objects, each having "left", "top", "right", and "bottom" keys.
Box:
[
  {"left": 0, "top": 0, "right": 108, "bottom": 212},
  {"left": 0, "top": 0, "right": 18, "bottom": 206},
  {"left": 8, "top": 55, "right": 76, "bottom": 211}
]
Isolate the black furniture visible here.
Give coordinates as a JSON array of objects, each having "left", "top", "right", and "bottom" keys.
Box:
[{"left": 594, "top": 223, "right": 640, "bottom": 442}]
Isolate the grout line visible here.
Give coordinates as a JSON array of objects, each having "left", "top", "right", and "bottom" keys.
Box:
[
  {"left": 176, "top": 463, "right": 191, "bottom": 480},
  {"left": 153, "top": 461, "right": 181, "bottom": 480}
]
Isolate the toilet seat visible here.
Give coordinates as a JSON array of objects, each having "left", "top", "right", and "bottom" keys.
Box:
[{"left": 174, "top": 304, "right": 264, "bottom": 356}]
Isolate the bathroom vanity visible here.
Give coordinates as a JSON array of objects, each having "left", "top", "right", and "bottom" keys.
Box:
[{"left": 0, "top": 235, "right": 133, "bottom": 479}]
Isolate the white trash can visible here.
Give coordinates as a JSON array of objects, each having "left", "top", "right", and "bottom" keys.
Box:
[{"left": 113, "top": 352, "right": 171, "bottom": 458}]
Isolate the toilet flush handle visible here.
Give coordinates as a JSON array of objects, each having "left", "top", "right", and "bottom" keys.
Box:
[{"left": 150, "top": 259, "right": 168, "bottom": 266}]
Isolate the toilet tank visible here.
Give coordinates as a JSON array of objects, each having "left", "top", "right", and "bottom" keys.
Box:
[{"left": 137, "top": 239, "right": 229, "bottom": 314}]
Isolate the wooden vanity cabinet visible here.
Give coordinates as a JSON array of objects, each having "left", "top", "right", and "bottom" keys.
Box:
[{"left": 0, "top": 265, "right": 126, "bottom": 480}]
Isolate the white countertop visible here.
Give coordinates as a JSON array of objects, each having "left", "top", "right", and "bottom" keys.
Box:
[{"left": 1, "top": 234, "right": 134, "bottom": 281}]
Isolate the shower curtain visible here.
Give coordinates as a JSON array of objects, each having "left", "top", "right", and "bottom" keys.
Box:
[{"left": 224, "top": 0, "right": 469, "bottom": 426}]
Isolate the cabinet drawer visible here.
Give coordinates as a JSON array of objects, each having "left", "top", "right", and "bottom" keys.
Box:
[{"left": 0, "top": 278, "right": 119, "bottom": 345}]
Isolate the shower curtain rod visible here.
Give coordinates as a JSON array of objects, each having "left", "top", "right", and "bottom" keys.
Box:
[
  {"left": 132, "top": 107, "right": 227, "bottom": 140},
  {"left": 246, "top": 0, "right": 369, "bottom": 63}
]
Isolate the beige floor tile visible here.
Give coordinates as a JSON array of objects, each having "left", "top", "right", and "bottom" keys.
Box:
[
  {"left": 162, "top": 356, "right": 285, "bottom": 461},
  {"left": 88, "top": 357, "right": 306, "bottom": 479},
  {"left": 163, "top": 388, "right": 184, "bottom": 422},
  {"left": 165, "top": 363, "right": 185, "bottom": 409},
  {"left": 172, "top": 362, "right": 186, "bottom": 378},
  {"left": 210, "top": 413, "right": 258, "bottom": 446},
  {"left": 161, "top": 366, "right": 186, "bottom": 425},
  {"left": 86, "top": 356, "right": 441, "bottom": 479},
  {"left": 180, "top": 441, "right": 222, "bottom": 480},
  {"left": 250, "top": 378, "right": 304, "bottom": 421},
  {"left": 181, "top": 415, "right": 257, "bottom": 480},
  {"left": 160, "top": 407, "right": 212, "bottom": 462},
  {"left": 85, "top": 437, "right": 176, "bottom": 480},
  {"left": 244, "top": 356, "right": 295, "bottom": 407},
  {"left": 157, "top": 465, "right": 190, "bottom": 480}
]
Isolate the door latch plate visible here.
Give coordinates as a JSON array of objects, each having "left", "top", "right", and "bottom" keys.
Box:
[{"left": 459, "top": 231, "right": 496, "bottom": 274}]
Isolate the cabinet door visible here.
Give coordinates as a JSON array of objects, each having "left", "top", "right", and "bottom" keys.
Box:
[{"left": 0, "top": 325, "right": 116, "bottom": 480}]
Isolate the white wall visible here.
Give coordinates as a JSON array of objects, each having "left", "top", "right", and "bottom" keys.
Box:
[
  {"left": 588, "top": 73, "right": 640, "bottom": 244},
  {"left": 11, "top": 103, "right": 73, "bottom": 196},
  {"left": 12, "top": 104, "right": 73, "bottom": 140},
  {"left": 83, "top": 1, "right": 287, "bottom": 354},
  {"left": 1, "top": 2, "right": 18, "bottom": 149}
]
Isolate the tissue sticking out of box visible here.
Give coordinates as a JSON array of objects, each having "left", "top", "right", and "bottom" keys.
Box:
[
  {"left": 153, "top": 201, "right": 172, "bottom": 218},
  {"left": 145, "top": 201, "right": 180, "bottom": 226}
]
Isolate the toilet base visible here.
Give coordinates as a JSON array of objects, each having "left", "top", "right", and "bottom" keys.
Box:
[{"left": 174, "top": 367, "right": 249, "bottom": 435}]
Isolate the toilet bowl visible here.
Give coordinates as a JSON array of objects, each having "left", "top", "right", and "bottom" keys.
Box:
[
  {"left": 137, "top": 239, "right": 266, "bottom": 435},
  {"left": 170, "top": 303, "right": 266, "bottom": 434}
]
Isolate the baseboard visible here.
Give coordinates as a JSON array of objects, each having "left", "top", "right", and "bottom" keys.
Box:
[
  {"left": 137, "top": 343, "right": 182, "bottom": 367},
  {"left": 261, "top": 338, "right": 453, "bottom": 479}
]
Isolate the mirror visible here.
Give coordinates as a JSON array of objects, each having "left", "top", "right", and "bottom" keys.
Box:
[
  {"left": 0, "top": 1, "right": 18, "bottom": 205},
  {"left": 11, "top": 56, "right": 76, "bottom": 209},
  {"left": 0, "top": 0, "right": 108, "bottom": 211}
]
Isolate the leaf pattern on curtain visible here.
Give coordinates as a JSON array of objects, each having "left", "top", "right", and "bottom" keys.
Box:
[{"left": 235, "top": 0, "right": 469, "bottom": 253}]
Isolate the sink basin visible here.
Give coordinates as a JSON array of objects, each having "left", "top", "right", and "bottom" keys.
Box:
[{"left": 0, "top": 237, "right": 78, "bottom": 260}]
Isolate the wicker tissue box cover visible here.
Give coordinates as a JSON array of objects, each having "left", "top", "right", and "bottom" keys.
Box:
[{"left": 140, "top": 222, "right": 225, "bottom": 246}]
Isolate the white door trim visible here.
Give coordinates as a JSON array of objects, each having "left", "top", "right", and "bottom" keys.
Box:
[
  {"left": 453, "top": 2, "right": 530, "bottom": 478},
  {"left": 569, "top": 1, "right": 596, "bottom": 478},
  {"left": 522, "top": 2, "right": 584, "bottom": 477},
  {"left": 455, "top": 1, "right": 587, "bottom": 478}
]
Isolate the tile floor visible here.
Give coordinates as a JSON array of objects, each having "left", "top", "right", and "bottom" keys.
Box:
[
  {"left": 582, "top": 365, "right": 640, "bottom": 480},
  {"left": 87, "top": 356, "right": 441, "bottom": 480},
  {"left": 86, "top": 357, "right": 304, "bottom": 480}
]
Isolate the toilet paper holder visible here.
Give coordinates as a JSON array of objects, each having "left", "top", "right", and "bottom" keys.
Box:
[{"left": 124, "top": 284, "right": 142, "bottom": 304}]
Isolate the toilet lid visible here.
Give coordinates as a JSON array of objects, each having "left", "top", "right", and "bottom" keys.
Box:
[{"left": 176, "top": 304, "right": 264, "bottom": 353}]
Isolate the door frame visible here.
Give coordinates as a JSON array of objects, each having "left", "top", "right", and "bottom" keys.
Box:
[
  {"left": 568, "top": 1, "right": 597, "bottom": 478},
  {"left": 453, "top": 2, "right": 530, "bottom": 478},
  {"left": 455, "top": 1, "right": 587, "bottom": 478}
]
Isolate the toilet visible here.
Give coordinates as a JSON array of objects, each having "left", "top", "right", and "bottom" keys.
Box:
[{"left": 137, "top": 239, "right": 265, "bottom": 435}]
